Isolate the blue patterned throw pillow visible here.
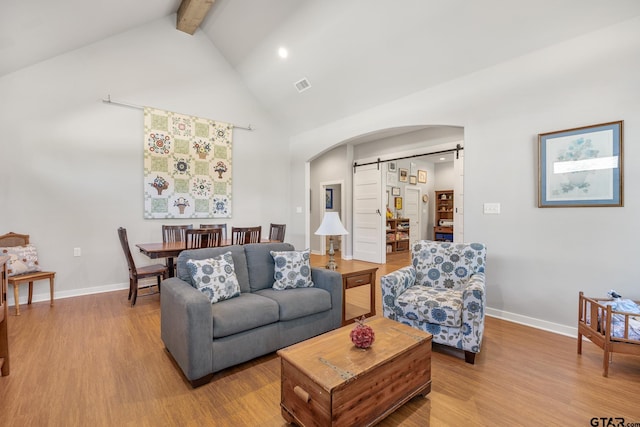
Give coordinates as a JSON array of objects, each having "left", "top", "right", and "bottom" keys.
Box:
[
  {"left": 186, "top": 252, "right": 240, "bottom": 304},
  {"left": 270, "top": 249, "right": 314, "bottom": 290}
]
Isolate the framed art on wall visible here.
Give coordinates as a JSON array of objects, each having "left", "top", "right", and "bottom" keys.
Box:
[
  {"left": 392, "top": 187, "right": 400, "bottom": 196},
  {"left": 395, "top": 197, "right": 403, "bottom": 210},
  {"left": 399, "top": 168, "right": 408, "bottom": 182},
  {"left": 538, "top": 120, "right": 623, "bottom": 207},
  {"left": 409, "top": 175, "right": 417, "bottom": 185},
  {"left": 388, "top": 161, "right": 397, "bottom": 172},
  {"left": 418, "top": 170, "right": 427, "bottom": 183},
  {"left": 326, "top": 188, "right": 333, "bottom": 209}
]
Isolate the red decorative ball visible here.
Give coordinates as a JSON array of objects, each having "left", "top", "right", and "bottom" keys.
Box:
[{"left": 350, "top": 317, "right": 375, "bottom": 349}]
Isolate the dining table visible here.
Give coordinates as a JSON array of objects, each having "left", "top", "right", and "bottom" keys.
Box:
[{"left": 136, "top": 239, "right": 273, "bottom": 277}]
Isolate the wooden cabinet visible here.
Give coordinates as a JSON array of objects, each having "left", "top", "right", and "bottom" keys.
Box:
[
  {"left": 386, "top": 218, "right": 410, "bottom": 253},
  {"left": 434, "top": 190, "right": 454, "bottom": 242}
]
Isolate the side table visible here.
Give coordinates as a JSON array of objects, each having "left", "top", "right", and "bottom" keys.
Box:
[{"left": 338, "top": 265, "right": 378, "bottom": 326}]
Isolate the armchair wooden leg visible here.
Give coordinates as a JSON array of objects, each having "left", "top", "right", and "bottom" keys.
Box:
[{"left": 464, "top": 351, "right": 476, "bottom": 364}]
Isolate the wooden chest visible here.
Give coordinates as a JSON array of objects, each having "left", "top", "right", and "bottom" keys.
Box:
[{"left": 277, "top": 317, "right": 431, "bottom": 426}]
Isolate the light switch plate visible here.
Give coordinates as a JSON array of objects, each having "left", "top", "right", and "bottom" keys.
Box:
[{"left": 483, "top": 203, "right": 501, "bottom": 214}]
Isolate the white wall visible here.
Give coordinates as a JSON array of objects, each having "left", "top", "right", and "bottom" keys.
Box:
[
  {"left": 289, "top": 17, "right": 640, "bottom": 334},
  {"left": 0, "top": 16, "right": 289, "bottom": 303}
]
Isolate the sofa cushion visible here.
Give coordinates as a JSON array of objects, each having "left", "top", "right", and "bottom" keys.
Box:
[
  {"left": 177, "top": 245, "right": 250, "bottom": 293},
  {"left": 244, "top": 242, "right": 295, "bottom": 292},
  {"left": 396, "top": 286, "right": 463, "bottom": 327},
  {"left": 270, "top": 249, "right": 314, "bottom": 290},
  {"left": 255, "top": 288, "right": 331, "bottom": 321},
  {"left": 186, "top": 252, "right": 241, "bottom": 304},
  {"left": 211, "top": 293, "right": 280, "bottom": 338},
  {"left": 1, "top": 245, "right": 41, "bottom": 277}
]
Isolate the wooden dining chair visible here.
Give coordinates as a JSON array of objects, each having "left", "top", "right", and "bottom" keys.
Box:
[
  {"left": 231, "top": 226, "right": 262, "bottom": 245},
  {"left": 269, "top": 223, "right": 286, "bottom": 242},
  {"left": 199, "top": 223, "right": 227, "bottom": 241},
  {"left": 162, "top": 224, "right": 193, "bottom": 243},
  {"left": 162, "top": 224, "right": 192, "bottom": 271},
  {"left": 117, "top": 227, "right": 168, "bottom": 306},
  {"left": 0, "top": 232, "right": 55, "bottom": 315},
  {"left": 185, "top": 228, "right": 222, "bottom": 249}
]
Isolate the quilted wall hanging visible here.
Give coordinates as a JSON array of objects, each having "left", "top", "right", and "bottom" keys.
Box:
[{"left": 143, "top": 107, "right": 233, "bottom": 219}]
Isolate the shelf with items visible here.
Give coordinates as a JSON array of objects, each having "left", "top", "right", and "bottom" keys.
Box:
[
  {"left": 386, "top": 218, "right": 410, "bottom": 253},
  {"left": 434, "top": 190, "right": 454, "bottom": 242}
]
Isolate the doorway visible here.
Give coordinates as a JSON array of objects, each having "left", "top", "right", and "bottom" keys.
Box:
[{"left": 319, "top": 180, "right": 344, "bottom": 256}]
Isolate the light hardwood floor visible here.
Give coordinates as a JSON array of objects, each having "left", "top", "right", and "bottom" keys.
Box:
[{"left": 1, "top": 252, "right": 639, "bottom": 426}]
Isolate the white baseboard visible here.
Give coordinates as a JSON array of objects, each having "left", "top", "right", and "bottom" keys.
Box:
[
  {"left": 486, "top": 307, "right": 577, "bottom": 338},
  {"left": 7, "top": 282, "right": 129, "bottom": 307}
]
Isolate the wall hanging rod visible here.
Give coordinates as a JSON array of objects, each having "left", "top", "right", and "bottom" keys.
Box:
[
  {"left": 101, "top": 95, "right": 254, "bottom": 131},
  {"left": 353, "top": 144, "right": 464, "bottom": 172}
]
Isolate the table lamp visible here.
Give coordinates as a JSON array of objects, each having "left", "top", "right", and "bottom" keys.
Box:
[{"left": 315, "top": 212, "right": 349, "bottom": 270}]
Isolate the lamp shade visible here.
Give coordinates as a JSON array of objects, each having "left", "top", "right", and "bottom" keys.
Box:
[{"left": 315, "top": 212, "right": 349, "bottom": 236}]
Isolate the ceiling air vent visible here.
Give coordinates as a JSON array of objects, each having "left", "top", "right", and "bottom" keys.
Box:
[{"left": 294, "top": 78, "right": 311, "bottom": 93}]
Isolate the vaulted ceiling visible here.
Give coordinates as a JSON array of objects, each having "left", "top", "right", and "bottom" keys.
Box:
[{"left": 2, "top": 0, "right": 640, "bottom": 135}]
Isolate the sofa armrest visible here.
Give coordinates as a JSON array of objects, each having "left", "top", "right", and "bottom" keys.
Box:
[
  {"left": 380, "top": 266, "right": 416, "bottom": 320},
  {"left": 160, "top": 277, "right": 213, "bottom": 383},
  {"left": 311, "top": 267, "right": 343, "bottom": 329},
  {"left": 460, "top": 272, "right": 486, "bottom": 353}
]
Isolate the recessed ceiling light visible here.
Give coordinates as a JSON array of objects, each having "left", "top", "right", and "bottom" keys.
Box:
[
  {"left": 278, "top": 47, "right": 288, "bottom": 59},
  {"left": 440, "top": 157, "right": 446, "bottom": 161}
]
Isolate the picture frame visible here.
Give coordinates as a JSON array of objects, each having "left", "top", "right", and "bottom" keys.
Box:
[
  {"left": 325, "top": 188, "right": 333, "bottom": 209},
  {"left": 418, "top": 170, "right": 427, "bottom": 183},
  {"left": 399, "top": 168, "right": 408, "bottom": 182},
  {"left": 395, "top": 196, "right": 402, "bottom": 210},
  {"left": 392, "top": 187, "right": 400, "bottom": 196},
  {"left": 538, "top": 121, "right": 623, "bottom": 208},
  {"left": 409, "top": 175, "right": 417, "bottom": 185},
  {"left": 386, "top": 171, "right": 397, "bottom": 186},
  {"left": 388, "top": 161, "right": 397, "bottom": 172},
  {"left": 410, "top": 162, "right": 417, "bottom": 175}
]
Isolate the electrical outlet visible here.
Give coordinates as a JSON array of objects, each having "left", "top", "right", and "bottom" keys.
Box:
[{"left": 74, "top": 247, "right": 81, "bottom": 257}]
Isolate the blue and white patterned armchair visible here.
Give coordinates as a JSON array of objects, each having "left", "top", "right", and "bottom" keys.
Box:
[{"left": 381, "top": 240, "right": 487, "bottom": 364}]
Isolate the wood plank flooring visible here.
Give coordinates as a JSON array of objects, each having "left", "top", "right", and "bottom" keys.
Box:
[{"left": 1, "top": 251, "right": 639, "bottom": 426}]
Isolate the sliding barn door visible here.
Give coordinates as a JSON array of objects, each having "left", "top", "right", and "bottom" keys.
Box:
[{"left": 352, "top": 164, "right": 384, "bottom": 263}]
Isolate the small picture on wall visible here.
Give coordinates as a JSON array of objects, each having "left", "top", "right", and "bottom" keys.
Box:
[
  {"left": 392, "top": 187, "right": 400, "bottom": 196},
  {"left": 325, "top": 188, "right": 333, "bottom": 209},
  {"left": 409, "top": 175, "right": 417, "bottom": 185},
  {"left": 395, "top": 197, "right": 403, "bottom": 210},
  {"left": 399, "top": 168, "right": 408, "bottom": 182},
  {"left": 418, "top": 170, "right": 427, "bottom": 183},
  {"left": 386, "top": 172, "right": 397, "bottom": 186},
  {"left": 388, "top": 161, "right": 397, "bottom": 172}
]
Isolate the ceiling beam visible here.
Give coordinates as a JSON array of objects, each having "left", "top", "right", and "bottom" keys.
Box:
[{"left": 177, "top": 0, "right": 215, "bottom": 35}]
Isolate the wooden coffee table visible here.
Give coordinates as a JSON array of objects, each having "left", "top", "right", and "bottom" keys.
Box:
[{"left": 277, "top": 317, "right": 432, "bottom": 426}]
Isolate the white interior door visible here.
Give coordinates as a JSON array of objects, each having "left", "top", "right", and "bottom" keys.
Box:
[
  {"left": 353, "top": 164, "right": 384, "bottom": 263},
  {"left": 404, "top": 187, "right": 420, "bottom": 244},
  {"left": 454, "top": 148, "right": 464, "bottom": 242}
]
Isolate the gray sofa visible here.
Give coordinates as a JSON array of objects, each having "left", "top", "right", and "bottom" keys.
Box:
[{"left": 160, "top": 242, "right": 343, "bottom": 387}]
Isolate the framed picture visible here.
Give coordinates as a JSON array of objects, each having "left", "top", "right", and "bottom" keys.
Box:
[
  {"left": 410, "top": 162, "right": 417, "bottom": 175},
  {"left": 388, "top": 161, "right": 397, "bottom": 172},
  {"left": 538, "top": 121, "right": 623, "bottom": 208},
  {"left": 325, "top": 188, "right": 333, "bottom": 209},
  {"left": 386, "top": 171, "right": 397, "bottom": 186},
  {"left": 392, "top": 187, "right": 400, "bottom": 196},
  {"left": 399, "top": 168, "right": 408, "bottom": 182},
  {"left": 409, "top": 175, "right": 417, "bottom": 185},
  {"left": 418, "top": 170, "right": 427, "bottom": 183},
  {"left": 395, "top": 197, "right": 403, "bottom": 210},
  {"left": 386, "top": 190, "right": 390, "bottom": 206}
]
